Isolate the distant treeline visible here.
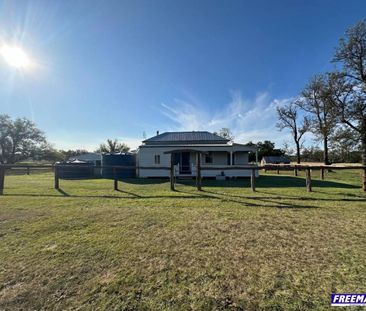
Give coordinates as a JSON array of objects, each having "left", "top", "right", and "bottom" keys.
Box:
[
  {"left": 247, "top": 140, "right": 361, "bottom": 163},
  {"left": 0, "top": 114, "right": 131, "bottom": 164}
]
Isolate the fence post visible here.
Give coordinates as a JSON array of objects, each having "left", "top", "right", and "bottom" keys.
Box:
[
  {"left": 306, "top": 168, "right": 312, "bottom": 192},
  {"left": 0, "top": 166, "right": 5, "bottom": 195},
  {"left": 320, "top": 168, "right": 324, "bottom": 180},
  {"left": 277, "top": 168, "right": 280, "bottom": 175},
  {"left": 363, "top": 169, "right": 366, "bottom": 192},
  {"left": 113, "top": 168, "right": 118, "bottom": 191},
  {"left": 54, "top": 165, "right": 59, "bottom": 190},
  {"left": 251, "top": 168, "right": 256, "bottom": 192},
  {"left": 170, "top": 154, "right": 175, "bottom": 191},
  {"left": 27, "top": 166, "right": 30, "bottom": 175},
  {"left": 294, "top": 167, "right": 298, "bottom": 176},
  {"left": 196, "top": 152, "right": 202, "bottom": 191}
]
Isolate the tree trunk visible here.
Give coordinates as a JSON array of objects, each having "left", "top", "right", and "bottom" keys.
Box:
[
  {"left": 362, "top": 129, "right": 366, "bottom": 167},
  {"left": 362, "top": 141, "right": 366, "bottom": 167},
  {"left": 0, "top": 143, "right": 5, "bottom": 163},
  {"left": 323, "top": 135, "right": 330, "bottom": 165},
  {"left": 9, "top": 145, "right": 16, "bottom": 164},
  {"left": 361, "top": 120, "right": 366, "bottom": 191},
  {"left": 361, "top": 129, "right": 366, "bottom": 191},
  {"left": 296, "top": 142, "right": 301, "bottom": 164}
]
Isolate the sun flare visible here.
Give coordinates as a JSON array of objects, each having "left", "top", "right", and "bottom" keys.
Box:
[{"left": 0, "top": 45, "right": 31, "bottom": 69}]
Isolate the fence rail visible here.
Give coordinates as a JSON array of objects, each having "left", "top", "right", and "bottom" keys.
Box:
[
  {"left": 0, "top": 164, "right": 365, "bottom": 195},
  {"left": 1, "top": 164, "right": 365, "bottom": 170}
]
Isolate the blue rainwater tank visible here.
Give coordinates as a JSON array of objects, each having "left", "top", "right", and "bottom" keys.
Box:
[
  {"left": 56, "top": 160, "right": 94, "bottom": 179},
  {"left": 101, "top": 153, "right": 136, "bottom": 179}
]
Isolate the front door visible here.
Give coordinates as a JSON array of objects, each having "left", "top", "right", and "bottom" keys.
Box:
[{"left": 180, "top": 152, "right": 191, "bottom": 174}]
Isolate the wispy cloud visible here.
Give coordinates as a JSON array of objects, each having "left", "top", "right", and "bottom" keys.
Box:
[
  {"left": 50, "top": 91, "right": 306, "bottom": 152},
  {"left": 49, "top": 133, "right": 142, "bottom": 151},
  {"left": 160, "top": 91, "right": 294, "bottom": 147}
]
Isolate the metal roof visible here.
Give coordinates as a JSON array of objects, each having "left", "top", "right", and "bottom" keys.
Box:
[
  {"left": 143, "top": 131, "right": 229, "bottom": 144},
  {"left": 139, "top": 144, "right": 256, "bottom": 153}
]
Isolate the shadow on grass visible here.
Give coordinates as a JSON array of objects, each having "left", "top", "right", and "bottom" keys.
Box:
[
  {"left": 58, "top": 175, "right": 359, "bottom": 190},
  {"left": 3, "top": 176, "right": 362, "bottom": 208},
  {"left": 56, "top": 188, "right": 70, "bottom": 197},
  {"left": 174, "top": 175, "right": 359, "bottom": 189},
  {"left": 59, "top": 176, "right": 102, "bottom": 180},
  {"left": 4, "top": 193, "right": 198, "bottom": 200},
  {"left": 261, "top": 189, "right": 366, "bottom": 201},
  {"left": 9, "top": 186, "right": 363, "bottom": 205},
  {"left": 115, "top": 189, "right": 142, "bottom": 198},
  {"left": 200, "top": 189, "right": 366, "bottom": 203},
  {"left": 117, "top": 178, "right": 168, "bottom": 185},
  {"left": 175, "top": 189, "right": 318, "bottom": 209},
  {"left": 259, "top": 175, "right": 358, "bottom": 189},
  {"left": 4, "top": 191, "right": 214, "bottom": 201},
  {"left": 4, "top": 190, "right": 319, "bottom": 209}
]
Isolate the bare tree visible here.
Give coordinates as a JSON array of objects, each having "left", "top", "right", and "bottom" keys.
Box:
[
  {"left": 282, "top": 141, "right": 294, "bottom": 157},
  {"left": 215, "top": 128, "right": 235, "bottom": 141},
  {"left": 276, "top": 102, "right": 310, "bottom": 164},
  {"left": 330, "top": 20, "right": 366, "bottom": 189},
  {"left": 299, "top": 73, "right": 337, "bottom": 165},
  {"left": 334, "top": 20, "right": 366, "bottom": 84}
]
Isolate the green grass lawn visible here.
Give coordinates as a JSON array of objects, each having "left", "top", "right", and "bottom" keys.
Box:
[{"left": 1, "top": 170, "right": 366, "bottom": 310}]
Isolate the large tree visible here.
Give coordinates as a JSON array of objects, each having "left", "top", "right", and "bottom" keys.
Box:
[
  {"left": 0, "top": 115, "right": 12, "bottom": 163},
  {"left": 257, "top": 140, "right": 284, "bottom": 159},
  {"left": 330, "top": 126, "right": 361, "bottom": 163},
  {"left": 60, "top": 149, "right": 89, "bottom": 159},
  {"left": 247, "top": 140, "right": 284, "bottom": 162},
  {"left": 98, "top": 139, "right": 130, "bottom": 153},
  {"left": 31, "top": 143, "right": 65, "bottom": 162},
  {"left": 276, "top": 102, "right": 310, "bottom": 164},
  {"left": 0, "top": 114, "right": 46, "bottom": 163},
  {"left": 329, "top": 20, "right": 366, "bottom": 189},
  {"left": 299, "top": 74, "right": 337, "bottom": 165}
]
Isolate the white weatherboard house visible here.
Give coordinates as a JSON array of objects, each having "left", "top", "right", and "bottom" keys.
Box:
[{"left": 137, "top": 131, "right": 258, "bottom": 178}]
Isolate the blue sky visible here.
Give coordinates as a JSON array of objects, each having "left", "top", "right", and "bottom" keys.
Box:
[{"left": 0, "top": 0, "right": 365, "bottom": 150}]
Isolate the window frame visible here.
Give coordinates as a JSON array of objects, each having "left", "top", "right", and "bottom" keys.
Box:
[
  {"left": 205, "top": 152, "right": 213, "bottom": 164},
  {"left": 154, "top": 154, "right": 160, "bottom": 164}
]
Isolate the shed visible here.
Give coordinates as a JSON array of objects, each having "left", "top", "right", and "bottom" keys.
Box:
[{"left": 261, "top": 156, "right": 290, "bottom": 165}]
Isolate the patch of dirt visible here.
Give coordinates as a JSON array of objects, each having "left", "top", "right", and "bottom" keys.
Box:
[
  {"left": 0, "top": 282, "right": 27, "bottom": 301},
  {"left": 99, "top": 270, "right": 117, "bottom": 285}
]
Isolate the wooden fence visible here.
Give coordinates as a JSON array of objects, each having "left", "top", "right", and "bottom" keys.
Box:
[{"left": 0, "top": 164, "right": 365, "bottom": 195}]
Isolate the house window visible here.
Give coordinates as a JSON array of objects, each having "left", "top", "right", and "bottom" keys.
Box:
[
  {"left": 154, "top": 155, "right": 160, "bottom": 164},
  {"left": 205, "top": 152, "right": 213, "bottom": 164}
]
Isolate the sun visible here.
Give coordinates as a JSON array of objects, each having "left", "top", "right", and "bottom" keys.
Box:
[{"left": 0, "top": 45, "right": 31, "bottom": 69}]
